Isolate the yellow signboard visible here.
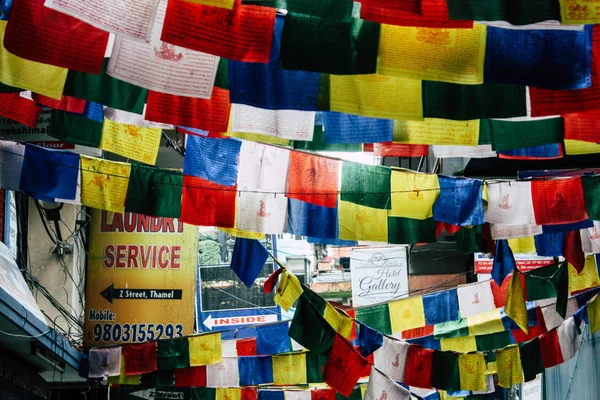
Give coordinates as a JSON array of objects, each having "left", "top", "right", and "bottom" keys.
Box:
[{"left": 84, "top": 210, "right": 198, "bottom": 346}]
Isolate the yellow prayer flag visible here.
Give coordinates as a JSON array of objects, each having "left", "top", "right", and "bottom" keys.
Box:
[
  {"left": 507, "top": 236, "right": 537, "bottom": 254},
  {"left": 225, "top": 131, "right": 291, "bottom": 146},
  {"left": 272, "top": 353, "right": 307, "bottom": 385},
  {"left": 485, "top": 359, "right": 497, "bottom": 376},
  {"left": 100, "top": 119, "right": 162, "bottom": 165},
  {"left": 568, "top": 255, "right": 600, "bottom": 293},
  {"left": 458, "top": 353, "right": 487, "bottom": 392},
  {"left": 505, "top": 271, "right": 528, "bottom": 334},
  {"left": 388, "top": 296, "right": 426, "bottom": 333},
  {"left": 495, "top": 346, "right": 523, "bottom": 388},
  {"left": 360, "top": 384, "right": 367, "bottom": 399},
  {"left": 185, "top": 0, "right": 235, "bottom": 9},
  {"left": 80, "top": 156, "right": 131, "bottom": 213},
  {"left": 107, "top": 355, "right": 141, "bottom": 386},
  {"left": 467, "top": 309, "right": 505, "bottom": 336},
  {"left": 389, "top": 169, "right": 440, "bottom": 219},
  {"left": 482, "top": 182, "right": 489, "bottom": 209},
  {"left": 274, "top": 270, "right": 303, "bottom": 312},
  {"left": 564, "top": 139, "right": 600, "bottom": 155},
  {"left": 218, "top": 227, "right": 264, "bottom": 240},
  {"left": 323, "top": 303, "right": 354, "bottom": 339},
  {"left": 217, "top": 389, "right": 241, "bottom": 400},
  {"left": 338, "top": 200, "right": 389, "bottom": 242},
  {"left": 188, "top": 333, "right": 222, "bottom": 366},
  {"left": 440, "top": 335, "right": 477, "bottom": 353},
  {"left": 377, "top": 24, "right": 487, "bottom": 85},
  {"left": 329, "top": 74, "right": 423, "bottom": 121},
  {"left": 0, "top": 21, "right": 68, "bottom": 99},
  {"left": 559, "top": 0, "right": 600, "bottom": 24},
  {"left": 393, "top": 118, "right": 480, "bottom": 146},
  {"left": 587, "top": 295, "right": 600, "bottom": 334}
]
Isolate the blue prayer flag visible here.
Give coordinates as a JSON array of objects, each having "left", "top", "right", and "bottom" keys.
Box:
[
  {"left": 287, "top": 198, "right": 338, "bottom": 239},
  {"left": 534, "top": 232, "right": 564, "bottom": 257},
  {"left": 80, "top": 101, "right": 104, "bottom": 123},
  {"left": 180, "top": 127, "right": 209, "bottom": 136},
  {"left": 238, "top": 356, "right": 274, "bottom": 386},
  {"left": 229, "top": 16, "right": 321, "bottom": 111},
  {"left": 230, "top": 238, "right": 269, "bottom": 287},
  {"left": 432, "top": 176, "right": 484, "bottom": 226},
  {"left": 498, "top": 143, "right": 563, "bottom": 159},
  {"left": 357, "top": 322, "right": 383, "bottom": 357},
  {"left": 492, "top": 240, "right": 517, "bottom": 285},
  {"left": 406, "top": 335, "right": 440, "bottom": 350},
  {"left": 20, "top": 144, "right": 79, "bottom": 201},
  {"left": 0, "top": 0, "right": 12, "bottom": 20},
  {"left": 256, "top": 323, "right": 290, "bottom": 355},
  {"left": 183, "top": 135, "right": 241, "bottom": 187},
  {"left": 485, "top": 26, "right": 593, "bottom": 90},
  {"left": 423, "top": 289, "right": 459, "bottom": 325},
  {"left": 542, "top": 220, "right": 594, "bottom": 233},
  {"left": 322, "top": 112, "right": 393, "bottom": 144},
  {"left": 259, "top": 391, "right": 284, "bottom": 400}
]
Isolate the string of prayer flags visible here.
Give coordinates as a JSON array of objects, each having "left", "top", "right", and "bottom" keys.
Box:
[
  {"left": 207, "top": 357, "right": 240, "bottom": 387},
  {"left": 505, "top": 271, "right": 529, "bottom": 334},
  {"left": 373, "top": 336, "right": 409, "bottom": 382},
  {"left": 457, "top": 353, "right": 486, "bottom": 392},
  {"left": 123, "top": 342, "right": 158, "bottom": 375},
  {"left": 146, "top": 88, "right": 231, "bottom": 132},
  {"left": 175, "top": 366, "right": 207, "bottom": 388},
  {"left": 531, "top": 177, "right": 588, "bottom": 225},
  {"left": 230, "top": 104, "right": 316, "bottom": 141},
  {"left": 0, "top": 141, "right": 25, "bottom": 191},
  {"left": 20, "top": 144, "right": 79, "bottom": 202},
  {"left": 184, "top": 135, "right": 241, "bottom": 187},
  {"left": 484, "top": 26, "right": 593, "bottom": 90},
  {"left": 80, "top": 156, "right": 131, "bottom": 213},
  {"left": 229, "top": 16, "right": 321, "bottom": 111},
  {"left": 230, "top": 238, "right": 269, "bottom": 287},
  {"left": 0, "top": 93, "right": 42, "bottom": 128},
  {"left": 189, "top": 333, "right": 222, "bottom": 366},
  {"left": 280, "top": 13, "right": 380, "bottom": 75},
  {"left": 239, "top": 356, "right": 274, "bottom": 386},
  {"left": 106, "top": 0, "right": 219, "bottom": 99},
  {"left": 484, "top": 117, "right": 565, "bottom": 152},
  {"left": 158, "top": 338, "right": 190, "bottom": 370},
  {"left": 403, "top": 346, "right": 434, "bottom": 389},
  {"left": 323, "top": 334, "right": 371, "bottom": 396},
  {"left": 341, "top": 162, "right": 391, "bottom": 209},
  {"left": 63, "top": 59, "right": 147, "bottom": 114},
  {"left": 88, "top": 347, "right": 121, "bottom": 379},
  {"left": 274, "top": 269, "right": 302, "bottom": 311},
  {"left": 125, "top": 165, "right": 183, "bottom": 218},
  {"left": 360, "top": 0, "right": 472, "bottom": 29},
  {"left": 446, "top": 0, "right": 560, "bottom": 25},
  {"left": 0, "top": 21, "right": 67, "bottom": 99},
  {"left": 4, "top": 0, "right": 108, "bottom": 73},
  {"left": 328, "top": 74, "right": 423, "bottom": 121},
  {"left": 180, "top": 175, "right": 237, "bottom": 227},
  {"left": 364, "top": 368, "right": 410, "bottom": 400},
  {"left": 287, "top": 199, "right": 338, "bottom": 239},
  {"left": 99, "top": 117, "right": 162, "bottom": 165},
  {"left": 322, "top": 112, "right": 393, "bottom": 144},
  {"left": 161, "top": 0, "right": 276, "bottom": 63},
  {"left": 492, "top": 240, "right": 517, "bottom": 285},
  {"left": 393, "top": 118, "right": 480, "bottom": 146},
  {"left": 286, "top": 150, "right": 338, "bottom": 208},
  {"left": 432, "top": 176, "right": 484, "bottom": 226},
  {"left": 377, "top": 24, "right": 486, "bottom": 85}
]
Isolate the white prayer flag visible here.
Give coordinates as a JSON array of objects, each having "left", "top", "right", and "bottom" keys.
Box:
[
  {"left": 457, "top": 281, "right": 496, "bottom": 318},
  {"left": 557, "top": 317, "right": 582, "bottom": 362},
  {"left": 0, "top": 141, "right": 25, "bottom": 191},
  {"left": 221, "top": 340, "right": 238, "bottom": 357},
  {"left": 364, "top": 368, "right": 410, "bottom": 400},
  {"left": 485, "top": 181, "right": 535, "bottom": 225},
  {"left": 432, "top": 145, "right": 497, "bottom": 158},
  {"left": 88, "top": 347, "right": 122, "bottom": 378},
  {"left": 206, "top": 357, "right": 240, "bottom": 388},
  {"left": 231, "top": 104, "right": 316, "bottom": 141},
  {"left": 284, "top": 391, "right": 311, "bottom": 400},
  {"left": 581, "top": 221, "right": 600, "bottom": 254},
  {"left": 538, "top": 298, "right": 580, "bottom": 330},
  {"left": 373, "top": 336, "right": 409, "bottom": 382},
  {"left": 490, "top": 224, "right": 542, "bottom": 240}
]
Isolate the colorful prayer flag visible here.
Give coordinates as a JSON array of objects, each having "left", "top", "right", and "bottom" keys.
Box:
[
  {"left": 80, "top": 156, "right": 131, "bottom": 213},
  {"left": 189, "top": 333, "right": 222, "bottom": 367}
]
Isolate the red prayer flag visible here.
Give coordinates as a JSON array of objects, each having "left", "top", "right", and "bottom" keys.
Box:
[
  {"left": 31, "top": 93, "right": 86, "bottom": 114},
  {"left": 286, "top": 151, "right": 339, "bottom": 208},
  {"left": 373, "top": 142, "right": 430, "bottom": 157},
  {"left": 404, "top": 345, "right": 434, "bottom": 389},
  {"left": 564, "top": 113, "right": 600, "bottom": 144},
  {"left": 539, "top": 329, "right": 564, "bottom": 368},
  {"left": 530, "top": 27, "right": 600, "bottom": 117},
  {"left": 361, "top": 0, "right": 472, "bottom": 28},
  {"left": 4, "top": 0, "right": 108, "bottom": 73},
  {"left": 512, "top": 308, "right": 545, "bottom": 343},
  {"left": 358, "top": 0, "right": 420, "bottom": 13},
  {"left": 242, "top": 388, "right": 257, "bottom": 400},
  {"left": 236, "top": 338, "right": 257, "bottom": 356},
  {"left": 122, "top": 342, "right": 158, "bottom": 375},
  {"left": 531, "top": 178, "right": 588, "bottom": 225},
  {"left": 491, "top": 272, "right": 528, "bottom": 307},
  {"left": 311, "top": 389, "right": 336, "bottom": 400},
  {"left": 436, "top": 222, "right": 461, "bottom": 238},
  {"left": 363, "top": 143, "right": 374, "bottom": 152},
  {"left": 564, "top": 230, "right": 586, "bottom": 273},
  {"left": 174, "top": 366, "right": 207, "bottom": 387},
  {"left": 146, "top": 89, "right": 231, "bottom": 133},
  {"left": 161, "top": 0, "right": 276, "bottom": 63},
  {"left": 180, "top": 175, "right": 237, "bottom": 228},
  {"left": 401, "top": 325, "right": 434, "bottom": 339},
  {"left": 0, "top": 93, "right": 42, "bottom": 128},
  {"left": 264, "top": 267, "right": 284, "bottom": 294},
  {"left": 323, "top": 334, "right": 371, "bottom": 397}
]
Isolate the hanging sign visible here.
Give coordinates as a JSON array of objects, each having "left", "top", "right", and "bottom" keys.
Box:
[
  {"left": 351, "top": 246, "right": 409, "bottom": 307},
  {"left": 474, "top": 253, "right": 555, "bottom": 274},
  {"left": 83, "top": 210, "right": 198, "bottom": 345}
]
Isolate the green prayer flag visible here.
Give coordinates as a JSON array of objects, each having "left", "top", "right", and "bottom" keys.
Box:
[
  {"left": 214, "top": 57, "right": 229, "bottom": 90},
  {"left": 475, "top": 331, "right": 512, "bottom": 351},
  {"left": 284, "top": 0, "right": 354, "bottom": 20},
  {"left": 388, "top": 217, "right": 437, "bottom": 245},
  {"left": 191, "top": 388, "right": 216, "bottom": 400},
  {"left": 455, "top": 225, "right": 489, "bottom": 253},
  {"left": 519, "top": 338, "right": 544, "bottom": 382},
  {"left": 423, "top": 81, "right": 527, "bottom": 120},
  {"left": 157, "top": 339, "right": 190, "bottom": 371},
  {"left": 551, "top": 262, "right": 569, "bottom": 319},
  {"left": 317, "top": 73, "right": 331, "bottom": 111},
  {"left": 341, "top": 161, "right": 391, "bottom": 209},
  {"left": 336, "top": 388, "right": 362, "bottom": 400},
  {"left": 581, "top": 176, "right": 600, "bottom": 221},
  {"left": 157, "top": 370, "right": 175, "bottom": 388},
  {"left": 280, "top": 13, "right": 380, "bottom": 75},
  {"left": 434, "top": 318, "right": 469, "bottom": 340},
  {"left": 446, "top": 0, "right": 560, "bottom": 26},
  {"left": 432, "top": 351, "right": 461, "bottom": 391},
  {"left": 125, "top": 164, "right": 183, "bottom": 218},
  {"left": 293, "top": 125, "right": 362, "bottom": 152},
  {"left": 289, "top": 291, "right": 335, "bottom": 354},
  {"left": 483, "top": 117, "right": 564, "bottom": 151},
  {"left": 355, "top": 304, "right": 392, "bottom": 335},
  {"left": 306, "top": 351, "right": 328, "bottom": 383},
  {"left": 525, "top": 264, "right": 559, "bottom": 301},
  {"left": 48, "top": 109, "right": 103, "bottom": 148},
  {"left": 141, "top": 372, "right": 158, "bottom": 386},
  {"left": 63, "top": 59, "right": 147, "bottom": 114},
  {"left": 506, "top": 271, "right": 529, "bottom": 334}
]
